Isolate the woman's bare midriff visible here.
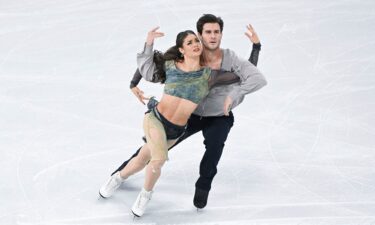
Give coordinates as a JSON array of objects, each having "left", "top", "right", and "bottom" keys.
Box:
[{"left": 156, "top": 94, "right": 198, "bottom": 126}]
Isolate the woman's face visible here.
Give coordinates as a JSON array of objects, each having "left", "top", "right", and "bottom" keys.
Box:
[{"left": 179, "top": 34, "right": 202, "bottom": 58}]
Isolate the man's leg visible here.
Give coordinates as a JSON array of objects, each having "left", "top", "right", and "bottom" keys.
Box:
[{"left": 194, "top": 112, "right": 234, "bottom": 208}]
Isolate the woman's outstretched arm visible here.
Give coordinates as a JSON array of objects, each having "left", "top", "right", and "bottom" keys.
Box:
[{"left": 136, "top": 27, "right": 164, "bottom": 82}]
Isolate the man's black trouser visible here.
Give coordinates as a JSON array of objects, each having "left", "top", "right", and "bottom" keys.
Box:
[{"left": 112, "top": 112, "right": 234, "bottom": 191}]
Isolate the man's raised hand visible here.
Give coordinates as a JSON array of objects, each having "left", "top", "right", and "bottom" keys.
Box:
[{"left": 245, "top": 24, "right": 260, "bottom": 44}]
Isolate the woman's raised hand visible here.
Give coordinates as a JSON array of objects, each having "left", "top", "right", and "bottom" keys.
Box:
[
  {"left": 131, "top": 86, "right": 149, "bottom": 105},
  {"left": 146, "top": 26, "right": 165, "bottom": 46}
]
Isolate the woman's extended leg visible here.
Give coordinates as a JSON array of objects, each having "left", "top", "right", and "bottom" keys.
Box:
[
  {"left": 119, "top": 144, "right": 152, "bottom": 179},
  {"left": 99, "top": 144, "right": 151, "bottom": 198}
]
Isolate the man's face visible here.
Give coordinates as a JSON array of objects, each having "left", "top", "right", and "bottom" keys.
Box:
[{"left": 199, "top": 23, "right": 222, "bottom": 51}]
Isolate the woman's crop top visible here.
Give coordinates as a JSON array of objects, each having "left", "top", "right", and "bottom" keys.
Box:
[{"left": 163, "top": 60, "right": 211, "bottom": 104}]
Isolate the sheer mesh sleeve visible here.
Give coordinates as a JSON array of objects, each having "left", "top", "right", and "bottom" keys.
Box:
[
  {"left": 208, "top": 42, "right": 261, "bottom": 89},
  {"left": 130, "top": 49, "right": 167, "bottom": 88},
  {"left": 249, "top": 43, "right": 261, "bottom": 66},
  {"left": 129, "top": 69, "right": 142, "bottom": 88},
  {"left": 208, "top": 70, "right": 240, "bottom": 89}
]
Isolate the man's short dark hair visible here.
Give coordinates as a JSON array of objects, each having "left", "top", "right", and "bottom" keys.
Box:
[{"left": 196, "top": 14, "right": 224, "bottom": 35}]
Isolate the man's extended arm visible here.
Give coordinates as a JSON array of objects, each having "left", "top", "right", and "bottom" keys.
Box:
[{"left": 221, "top": 49, "right": 266, "bottom": 115}]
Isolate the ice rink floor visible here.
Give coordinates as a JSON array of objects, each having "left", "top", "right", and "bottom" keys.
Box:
[{"left": 1, "top": 0, "right": 375, "bottom": 224}]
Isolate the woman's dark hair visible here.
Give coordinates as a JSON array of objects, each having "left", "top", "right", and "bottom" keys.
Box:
[
  {"left": 164, "top": 30, "right": 196, "bottom": 61},
  {"left": 152, "top": 30, "right": 197, "bottom": 83},
  {"left": 152, "top": 50, "right": 166, "bottom": 83},
  {"left": 196, "top": 14, "right": 224, "bottom": 35}
]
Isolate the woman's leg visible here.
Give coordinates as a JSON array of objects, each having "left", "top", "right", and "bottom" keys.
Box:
[
  {"left": 143, "top": 160, "right": 164, "bottom": 191},
  {"left": 119, "top": 144, "right": 151, "bottom": 179},
  {"left": 141, "top": 111, "right": 178, "bottom": 191},
  {"left": 144, "top": 140, "right": 177, "bottom": 190},
  {"left": 132, "top": 111, "right": 180, "bottom": 216},
  {"left": 99, "top": 144, "right": 153, "bottom": 198},
  {"left": 143, "top": 140, "right": 176, "bottom": 190}
]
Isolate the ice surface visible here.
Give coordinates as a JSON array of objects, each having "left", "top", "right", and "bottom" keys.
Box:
[{"left": 1, "top": 0, "right": 374, "bottom": 224}]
